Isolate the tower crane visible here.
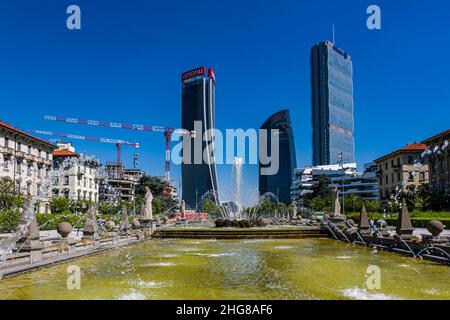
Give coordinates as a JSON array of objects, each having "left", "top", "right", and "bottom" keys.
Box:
[
  {"left": 27, "top": 129, "right": 139, "bottom": 165},
  {"left": 42, "top": 115, "right": 195, "bottom": 197}
]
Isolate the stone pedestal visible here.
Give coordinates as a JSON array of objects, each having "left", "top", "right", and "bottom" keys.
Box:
[
  {"left": 396, "top": 199, "right": 414, "bottom": 240},
  {"left": 358, "top": 205, "right": 371, "bottom": 235}
]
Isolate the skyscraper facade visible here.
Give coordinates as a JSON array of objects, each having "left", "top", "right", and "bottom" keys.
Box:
[
  {"left": 181, "top": 67, "right": 219, "bottom": 209},
  {"left": 259, "top": 109, "right": 297, "bottom": 204},
  {"left": 311, "top": 41, "right": 355, "bottom": 166}
]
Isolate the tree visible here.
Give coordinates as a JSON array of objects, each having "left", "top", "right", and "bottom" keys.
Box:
[
  {"left": 309, "top": 196, "right": 331, "bottom": 212},
  {"left": 414, "top": 183, "right": 432, "bottom": 211},
  {"left": 49, "top": 197, "right": 70, "bottom": 214},
  {"left": 0, "top": 177, "right": 22, "bottom": 211},
  {"left": 136, "top": 176, "right": 165, "bottom": 197}
]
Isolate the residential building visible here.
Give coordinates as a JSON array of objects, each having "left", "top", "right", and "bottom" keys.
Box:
[
  {"left": 181, "top": 66, "right": 219, "bottom": 209},
  {"left": 101, "top": 163, "right": 139, "bottom": 202},
  {"left": 374, "top": 143, "right": 428, "bottom": 204},
  {"left": 422, "top": 129, "right": 450, "bottom": 196},
  {"left": 259, "top": 109, "right": 297, "bottom": 204},
  {"left": 0, "top": 120, "right": 57, "bottom": 213},
  {"left": 52, "top": 142, "right": 99, "bottom": 203},
  {"left": 291, "top": 163, "right": 355, "bottom": 205},
  {"left": 330, "top": 162, "right": 379, "bottom": 201},
  {"left": 311, "top": 41, "right": 355, "bottom": 166}
]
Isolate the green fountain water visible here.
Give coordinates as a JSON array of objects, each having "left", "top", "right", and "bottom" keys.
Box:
[{"left": 0, "top": 238, "right": 449, "bottom": 300}]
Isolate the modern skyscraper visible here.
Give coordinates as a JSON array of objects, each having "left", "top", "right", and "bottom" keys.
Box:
[
  {"left": 181, "top": 66, "right": 219, "bottom": 209},
  {"left": 311, "top": 41, "right": 355, "bottom": 166},
  {"left": 259, "top": 109, "right": 297, "bottom": 204}
]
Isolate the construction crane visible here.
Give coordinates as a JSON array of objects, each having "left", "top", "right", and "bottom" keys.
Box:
[
  {"left": 42, "top": 115, "right": 195, "bottom": 197},
  {"left": 27, "top": 129, "right": 139, "bottom": 165}
]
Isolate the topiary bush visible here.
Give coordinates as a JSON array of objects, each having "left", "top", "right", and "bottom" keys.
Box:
[{"left": 0, "top": 209, "right": 21, "bottom": 233}]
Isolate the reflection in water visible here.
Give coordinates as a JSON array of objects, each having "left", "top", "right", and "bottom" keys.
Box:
[{"left": 0, "top": 238, "right": 449, "bottom": 300}]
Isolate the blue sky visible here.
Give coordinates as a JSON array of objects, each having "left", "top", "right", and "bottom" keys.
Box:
[{"left": 1, "top": 1, "right": 449, "bottom": 203}]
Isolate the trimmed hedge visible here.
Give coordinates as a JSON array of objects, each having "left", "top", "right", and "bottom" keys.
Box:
[
  {"left": 0, "top": 210, "right": 126, "bottom": 232},
  {"left": 346, "top": 214, "right": 450, "bottom": 229},
  {"left": 0, "top": 209, "right": 20, "bottom": 233}
]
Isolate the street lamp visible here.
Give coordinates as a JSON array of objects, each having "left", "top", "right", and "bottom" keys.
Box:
[{"left": 338, "top": 152, "right": 345, "bottom": 215}]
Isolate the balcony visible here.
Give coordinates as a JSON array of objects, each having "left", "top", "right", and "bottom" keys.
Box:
[
  {"left": 77, "top": 167, "right": 86, "bottom": 175},
  {"left": 15, "top": 151, "right": 26, "bottom": 159},
  {"left": 25, "top": 154, "right": 36, "bottom": 162},
  {"left": 0, "top": 146, "right": 14, "bottom": 155}
]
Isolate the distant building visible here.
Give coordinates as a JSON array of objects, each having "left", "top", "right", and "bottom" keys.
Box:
[
  {"left": 330, "top": 162, "right": 379, "bottom": 201},
  {"left": 0, "top": 120, "right": 56, "bottom": 213},
  {"left": 291, "top": 163, "right": 378, "bottom": 206},
  {"left": 100, "top": 163, "right": 144, "bottom": 202},
  {"left": 422, "top": 129, "right": 450, "bottom": 196},
  {"left": 181, "top": 66, "right": 219, "bottom": 209},
  {"left": 374, "top": 143, "right": 428, "bottom": 204},
  {"left": 311, "top": 41, "right": 355, "bottom": 166},
  {"left": 259, "top": 110, "right": 297, "bottom": 204},
  {"left": 52, "top": 142, "right": 99, "bottom": 203}
]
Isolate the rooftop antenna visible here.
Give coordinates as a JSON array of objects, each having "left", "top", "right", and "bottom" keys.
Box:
[{"left": 332, "top": 24, "right": 335, "bottom": 44}]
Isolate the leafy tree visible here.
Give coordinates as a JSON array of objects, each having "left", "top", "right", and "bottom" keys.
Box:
[
  {"left": 49, "top": 197, "right": 70, "bottom": 214},
  {"left": 0, "top": 177, "right": 22, "bottom": 211},
  {"left": 414, "top": 183, "right": 432, "bottom": 211},
  {"left": 309, "top": 195, "right": 331, "bottom": 212},
  {"left": 136, "top": 176, "right": 165, "bottom": 197}
]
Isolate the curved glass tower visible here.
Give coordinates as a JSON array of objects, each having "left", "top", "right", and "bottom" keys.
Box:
[
  {"left": 259, "top": 109, "right": 297, "bottom": 204},
  {"left": 311, "top": 41, "right": 355, "bottom": 166},
  {"left": 181, "top": 67, "right": 219, "bottom": 209}
]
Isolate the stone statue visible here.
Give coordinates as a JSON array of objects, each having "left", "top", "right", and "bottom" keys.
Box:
[
  {"left": 180, "top": 200, "right": 186, "bottom": 216},
  {"left": 288, "top": 201, "right": 298, "bottom": 219},
  {"left": 332, "top": 188, "right": 341, "bottom": 216},
  {"left": 120, "top": 206, "right": 129, "bottom": 232},
  {"left": 83, "top": 204, "right": 99, "bottom": 240},
  {"left": 17, "top": 197, "right": 43, "bottom": 251},
  {"left": 140, "top": 186, "right": 153, "bottom": 220}
]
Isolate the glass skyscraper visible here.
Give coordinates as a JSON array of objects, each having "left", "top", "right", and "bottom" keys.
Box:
[
  {"left": 181, "top": 67, "right": 219, "bottom": 209},
  {"left": 259, "top": 109, "right": 297, "bottom": 204},
  {"left": 311, "top": 41, "right": 355, "bottom": 166}
]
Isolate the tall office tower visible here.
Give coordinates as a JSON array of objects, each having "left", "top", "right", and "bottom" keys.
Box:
[
  {"left": 311, "top": 41, "right": 355, "bottom": 166},
  {"left": 259, "top": 109, "right": 297, "bottom": 204},
  {"left": 181, "top": 67, "right": 219, "bottom": 209}
]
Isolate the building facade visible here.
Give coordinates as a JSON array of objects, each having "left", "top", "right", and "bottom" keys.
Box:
[
  {"left": 422, "top": 129, "right": 450, "bottom": 197},
  {"left": 374, "top": 143, "right": 428, "bottom": 204},
  {"left": 259, "top": 110, "right": 297, "bottom": 204},
  {"left": 52, "top": 142, "right": 99, "bottom": 203},
  {"left": 181, "top": 66, "right": 219, "bottom": 209},
  {"left": 311, "top": 41, "right": 355, "bottom": 166},
  {"left": 291, "top": 163, "right": 378, "bottom": 206},
  {"left": 0, "top": 121, "right": 56, "bottom": 213},
  {"left": 100, "top": 163, "right": 142, "bottom": 202}
]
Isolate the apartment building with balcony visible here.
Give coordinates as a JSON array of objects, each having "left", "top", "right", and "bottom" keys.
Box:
[
  {"left": 52, "top": 142, "right": 99, "bottom": 203},
  {"left": 100, "top": 163, "right": 141, "bottom": 202},
  {"left": 374, "top": 143, "right": 428, "bottom": 204},
  {"left": 0, "top": 120, "right": 57, "bottom": 212},
  {"left": 291, "top": 163, "right": 378, "bottom": 206},
  {"left": 422, "top": 129, "right": 450, "bottom": 197}
]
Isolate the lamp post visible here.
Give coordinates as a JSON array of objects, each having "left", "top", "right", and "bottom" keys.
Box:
[{"left": 338, "top": 152, "right": 345, "bottom": 215}]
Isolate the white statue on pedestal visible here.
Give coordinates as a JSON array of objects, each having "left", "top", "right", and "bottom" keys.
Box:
[{"left": 141, "top": 186, "right": 153, "bottom": 220}]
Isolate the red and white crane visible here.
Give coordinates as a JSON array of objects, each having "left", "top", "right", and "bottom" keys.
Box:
[
  {"left": 42, "top": 115, "right": 195, "bottom": 197},
  {"left": 27, "top": 129, "right": 139, "bottom": 165}
]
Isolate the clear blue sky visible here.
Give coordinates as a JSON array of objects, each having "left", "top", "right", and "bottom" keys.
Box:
[{"left": 1, "top": 1, "right": 449, "bottom": 203}]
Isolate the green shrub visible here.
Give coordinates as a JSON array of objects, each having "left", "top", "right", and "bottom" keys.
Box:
[
  {"left": 0, "top": 209, "right": 21, "bottom": 233},
  {"left": 36, "top": 213, "right": 86, "bottom": 230}
]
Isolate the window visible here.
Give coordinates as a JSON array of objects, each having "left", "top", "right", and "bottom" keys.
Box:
[
  {"left": 385, "top": 175, "right": 389, "bottom": 185},
  {"left": 397, "top": 158, "right": 401, "bottom": 166},
  {"left": 408, "top": 172, "right": 414, "bottom": 181},
  {"left": 391, "top": 173, "right": 394, "bottom": 183},
  {"left": 3, "top": 158, "right": 9, "bottom": 170},
  {"left": 77, "top": 190, "right": 81, "bottom": 200},
  {"left": 38, "top": 148, "right": 41, "bottom": 158},
  {"left": 4, "top": 137, "right": 8, "bottom": 148},
  {"left": 27, "top": 164, "right": 32, "bottom": 176},
  {"left": 64, "top": 176, "right": 69, "bottom": 185},
  {"left": 419, "top": 172, "right": 425, "bottom": 182},
  {"left": 408, "top": 156, "right": 413, "bottom": 164},
  {"left": 16, "top": 160, "right": 21, "bottom": 173},
  {"left": 45, "top": 152, "right": 49, "bottom": 160},
  {"left": 17, "top": 142, "right": 21, "bottom": 152},
  {"left": 385, "top": 162, "right": 388, "bottom": 169},
  {"left": 26, "top": 183, "right": 31, "bottom": 195},
  {"left": 27, "top": 145, "right": 31, "bottom": 154},
  {"left": 397, "top": 172, "right": 401, "bottom": 181}
]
